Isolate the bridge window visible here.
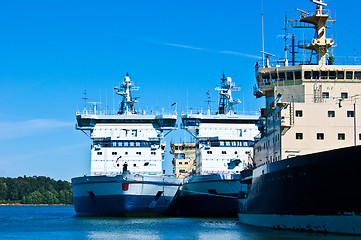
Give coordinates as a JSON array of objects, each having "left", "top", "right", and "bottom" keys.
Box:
[
  {"left": 355, "top": 72, "right": 361, "bottom": 80},
  {"left": 337, "top": 71, "right": 345, "bottom": 79},
  {"left": 287, "top": 72, "right": 293, "bottom": 80},
  {"left": 329, "top": 71, "right": 336, "bottom": 79},
  {"left": 279, "top": 72, "right": 285, "bottom": 80},
  {"left": 294, "top": 71, "right": 301, "bottom": 80},
  {"left": 304, "top": 71, "right": 311, "bottom": 79},
  {"left": 321, "top": 71, "right": 328, "bottom": 79},
  {"left": 271, "top": 72, "right": 277, "bottom": 81},
  {"left": 312, "top": 71, "right": 320, "bottom": 79},
  {"left": 262, "top": 73, "right": 271, "bottom": 84},
  {"left": 346, "top": 71, "right": 353, "bottom": 79}
]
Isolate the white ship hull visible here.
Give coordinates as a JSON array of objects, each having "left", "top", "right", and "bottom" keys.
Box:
[{"left": 72, "top": 174, "right": 180, "bottom": 217}]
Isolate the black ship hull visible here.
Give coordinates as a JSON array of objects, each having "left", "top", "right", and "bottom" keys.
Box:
[{"left": 239, "top": 145, "right": 361, "bottom": 234}]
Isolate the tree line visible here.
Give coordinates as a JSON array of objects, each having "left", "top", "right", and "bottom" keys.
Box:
[{"left": 0, "top": 176, "right": 72, "bottom": 204}]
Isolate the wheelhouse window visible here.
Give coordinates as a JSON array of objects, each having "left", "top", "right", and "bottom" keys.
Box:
[
  {"left": 346, "top": 71, "right": 353, "bottom": 79},
  {"left": 338, "top": 133, "right": 345, "bottom": 140},
  {"left": 317, "top": 133, "right": 324, "bottom": 140},
  {"left": 329, "top": 71, "right": 336, "bottom": 79},
  {"left": 279, "top": 72, "right": 285, "bottom": 80},
  {"left": 337, "top": 71, "right": 345, "bottom": 79},
  {"left": 355, "top": 71, "right": 361, "bottom": 80},
  {"left": 294, "top": 71, "right": 301, "bottom": 80},
  {"left": 341, "top": 92, "right": 348, "bottom": 99},
  {"left": 304, "top": 71, "right": 311, "bottom": 79},
  {"left": 295, "top": 110, "right": 303, "bottom": 117},
  {"left": 312, "top": 71, "right": 320, "bottom": 79},
  {"left": 328, "top": 111, "right": 335, "bottom": 117},
  {"left": 271, "top": 72, "right": 278, "bottom": 81},
  {"left": 296, "top": 133, "right": 303, "bottom": 140},
  {"left": 287, "top": 72, "right": 293, "bottom": 81},
  {"left": 321, "top": 71, "right": 328, "bottom": 79}
]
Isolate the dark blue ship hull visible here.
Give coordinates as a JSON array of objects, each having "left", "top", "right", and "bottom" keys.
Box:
[
  {"left": 172, "top": 192, "right": 239, "bottom": 217},
  {"left": 239, "top": 145, "right": 361, "bottom": 234},
  {"left": 73, "top": 195, "right": 170, "bottom": 217}
]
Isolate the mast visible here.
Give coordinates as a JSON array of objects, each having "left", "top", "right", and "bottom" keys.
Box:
[
  {"left": 298, "top": 0, "right": 335, "bottom": 65},
  {"left": 114, "top": 73, "right": 139, "bottom": 115},
  {"left": 283, "top": 12, "right": 289, "bottom": 67},
  {"left": 215, "top": 72, "right": 241, "bottom": 115}
]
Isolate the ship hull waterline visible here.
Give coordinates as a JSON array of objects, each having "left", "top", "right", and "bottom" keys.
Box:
[
  {"left": 238, "top": 145, "right": 361, "bottom": 235},
  {"left": 72, "top": 174, "right": 180, "bottom": 217}
]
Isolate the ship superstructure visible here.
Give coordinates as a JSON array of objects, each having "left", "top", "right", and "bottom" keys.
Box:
[
  {"left": 76, "top": 74, "right": 175, "bottom": 176},
  {"left": 173, "top": 73, "right": 259, "bottom": 217},
  {"left": 182, "top": 73, "right": 259, "bottom": 175},
  {"left": 72, "top": 73, "right": 180, "bottom": 217},
  {"left": 239, "top": 0, "right": 361, "bottom": 234}
]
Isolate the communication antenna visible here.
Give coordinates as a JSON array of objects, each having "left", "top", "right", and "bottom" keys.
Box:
[
  {"left": 283, "top": 12, "right": 289, "bottom": 66},
  {"left": 261, "top": 0, "right": 265, "bottom": 67},
  {"left": 82, "top": 87, "right": 88, "bottom": 109},
  {"left": 205, "top": 90, "right": 212, "bottom": 114}
]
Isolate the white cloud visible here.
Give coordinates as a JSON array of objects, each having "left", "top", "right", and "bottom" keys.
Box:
[
  {"left": 164, "top": 43, "right": 203, "bottom": 51},
  {"left": 163, "top": 41, "right": 260, "bottom": 59},
  {"left": 0, "top": 119, "right": 74, "bottom": 140},
  {"left": 218, "top": 50, "right": 260, "bottom": 59}
]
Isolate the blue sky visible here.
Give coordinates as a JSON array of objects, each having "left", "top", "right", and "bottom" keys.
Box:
[{"left": 1, "top": 0, "right": 360, "bottom": 181}]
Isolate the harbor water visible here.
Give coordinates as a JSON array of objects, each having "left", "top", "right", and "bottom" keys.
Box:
[{"left": 0, "top": 206, "right": 360, "bottom": 239}]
